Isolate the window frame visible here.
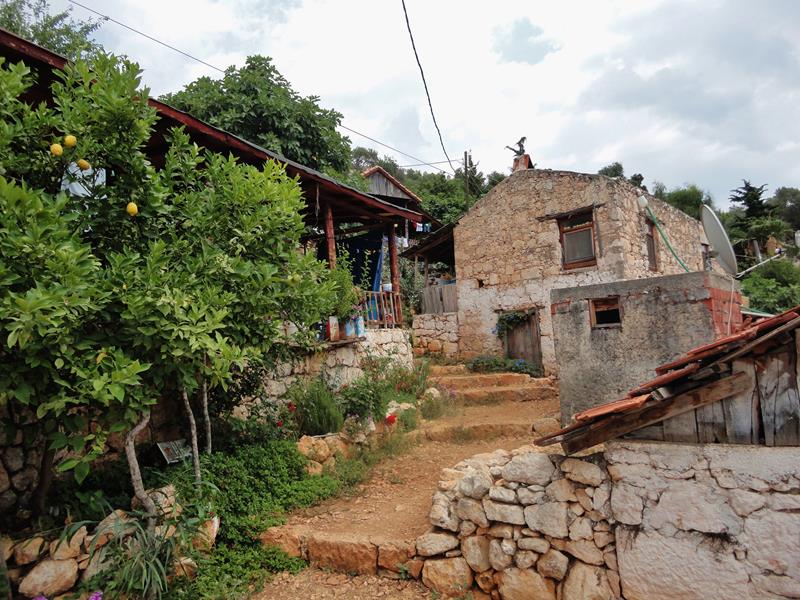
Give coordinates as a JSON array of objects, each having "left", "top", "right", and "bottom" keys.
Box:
[
  {"left": 646, "top": 219, "right": 658, "bottom": 272},
  {"left": 589, "top": 296, "right": 622, "bottom": 329},
  {"left": 558, "top": 211, "right": 597, "bottom": 270}
]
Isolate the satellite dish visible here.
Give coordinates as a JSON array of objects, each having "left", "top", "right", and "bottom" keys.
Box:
[{"left": 701, "top": 205, "right": 737, "bottom": 276}]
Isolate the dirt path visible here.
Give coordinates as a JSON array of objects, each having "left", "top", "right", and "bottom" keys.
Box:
[{"left": 256, "top": 396, "right": 559, "bottom": 599}]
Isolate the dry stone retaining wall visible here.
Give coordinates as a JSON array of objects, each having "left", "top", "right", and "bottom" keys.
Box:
[{"left": 412, "top": 312, "right": 459, "bottom": 358}]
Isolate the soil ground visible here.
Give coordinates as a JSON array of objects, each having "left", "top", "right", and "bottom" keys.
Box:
[{"left": 256, "top": 395, "right": 559, "bottom": 599}]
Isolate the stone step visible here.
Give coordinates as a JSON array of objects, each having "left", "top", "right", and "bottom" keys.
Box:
[
  {"left": 430, "top": 372, "right": 532, "bottom": 390},
  {"left": 455, "top": 381, "right": 557, "bottom": 405},
  {"left": 427, "top": 364, "right": 468, "bottom": 377},
  {"left": 408, "top": 421, "right": 531, "bottom": 444}
]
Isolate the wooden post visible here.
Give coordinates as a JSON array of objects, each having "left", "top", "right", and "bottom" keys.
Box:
[
  {"left": 324, "top": 202, "right": 335, "bottom": 269},
  {"left": 388, "top": 223, "right": 402, "bottom": 325}
]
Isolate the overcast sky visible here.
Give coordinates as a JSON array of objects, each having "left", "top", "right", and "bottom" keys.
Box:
[{"left": 53, "top": 0, "right": 800, "bottom": 206}]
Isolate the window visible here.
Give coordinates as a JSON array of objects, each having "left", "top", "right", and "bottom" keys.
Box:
[
  {"left": 590, "top": 297, "right": 621, "bottom": 328},
  {"left": 646, "top": 219, "right": 658, "bottom": 271},
  {"left": 558, "top": 211, "right": 596, "bottom": 269}
]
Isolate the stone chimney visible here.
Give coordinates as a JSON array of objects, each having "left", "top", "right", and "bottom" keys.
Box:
[{"left": 512, "top": 154, "right": 533, "bottom": 172}]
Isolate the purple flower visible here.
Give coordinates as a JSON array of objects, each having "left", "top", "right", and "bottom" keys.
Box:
[
  {"left": 89, "top": 593, "right": 103, "bottom": 600},
  {"left": 34, "top": 596, "right": 48, "bottom": 600}
]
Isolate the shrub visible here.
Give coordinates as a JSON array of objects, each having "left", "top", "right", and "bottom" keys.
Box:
[
  {"left": 398, "top": 408, "right": 418, "bottom": 432},
  {"left": 286, "top": 378, "right": 344, "bottom": 436},
  {"left": 338, "top": 375, "right": 389, "bottom": 422},
  {"left": 419, "top": 390, "right": 456, "bottom": 420}
]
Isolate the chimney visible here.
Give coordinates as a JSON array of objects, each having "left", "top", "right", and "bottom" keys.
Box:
[{"left": 513, "top": 153, "right": 533, "bottom": 172}]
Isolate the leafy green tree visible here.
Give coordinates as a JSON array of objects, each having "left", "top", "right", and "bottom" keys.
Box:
[
  {"left": 486, "top": 170, "right": 506, "bottom": 190},
  {"left": 162, "top": 56, "right": 351, "bottom": 172},
  {"left": 351, "top": 146, "right": 403, "bottom": 178},
  {"left": 0, "top": 0, "right": 104, "bottom": 61},
  {"left": 770, "top": 186, "right": 800, "bottom": 231},
  {"left": 730, "top": 179, "right": 769, "bottom": 220},
  {"left": 659, "top": 184, "right": 714, "bottom": 219},
  {"left": 598, "top": 161, "right": 624, "bottom": 178},
  {"left": 741, "top": 260, "right": 800, "bottom": 313}
]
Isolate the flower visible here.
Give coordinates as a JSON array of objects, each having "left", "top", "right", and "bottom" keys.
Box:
[
  {"left": 276, "top": 420, "right": 283, "bottom": 427},
  {"left": 385, "top": 414, "right": 397, "bottom": 426},
  {"left": 287, "top": 402, "right": 297, "bottom": 413},
  {"left": 34, "top": 596, "right": 48, "bottom": 600},
  {"left": 89, "top": 592, "right": 104, "bottom": 600}
]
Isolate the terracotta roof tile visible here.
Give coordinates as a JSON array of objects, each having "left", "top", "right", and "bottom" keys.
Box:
[
  {"left": 575, "top": 394, "right": 651, "bottom": 422},
  {"left": 627, "top": 363, "right": 699, "bottom": 397}
]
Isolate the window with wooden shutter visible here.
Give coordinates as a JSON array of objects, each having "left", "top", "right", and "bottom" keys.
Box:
[
  {"left": 558, "top": 211, "right": 596, "bottom": 269},
  {"left": 590, "top": 297, "right": 622, "bottom": 328}
]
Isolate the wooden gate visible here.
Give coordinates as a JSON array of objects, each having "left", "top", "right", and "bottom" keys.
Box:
[{"left": 504, "top": 311, "right": 543, "bottom": 370}]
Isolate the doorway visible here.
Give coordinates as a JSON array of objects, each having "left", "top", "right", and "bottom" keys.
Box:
[{"left": 503, "top": 310, "right": 543, "bottom": 370}]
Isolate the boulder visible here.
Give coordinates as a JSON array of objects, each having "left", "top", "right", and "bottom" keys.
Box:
[
  {"left": 377, "top": 541, "right": 415, "bottom": 572},
  {"left": 429, "top": 492, "right": 460, "bottom": 532},
  {"left": 306, "top": 533, "right": 377, "bottom": 575},
  {"left": 537, "top": 549, "right": 569, "bottom": 581},
  {"left": 416, "top": 532, "right": 459, "bottom": 557},
  {"left": 561, "top": 562, "right": 614, "bottom": 600},
  {"left": 560, "top": 458, "right": 606, "bottom": 486},
  {"left": 131, "top": 484, "right": 180, "bottom": 517},
  {"left": 49, "top": 526, "right": 87, "bottom": 560},
  {"left": 456, "top": 497, "right": 489, "bottom": 528},
  {"left": 496, "top": 567, "right": 556, "bottom": 600},
  {"left": 461, "top": 535, "right": 491, "bottom": 572},
  {"left": 259, "top": 525, "right": 305, "bottom": 558},
  {"left": 13, "top": 536, "right": 44, "bottom": 565},
  {"left": 173, "top": 556, "right": 198, "bottom": 580},
  {"left": 192, "top": 515, "right": 221, "bottom": 552},
  {"left": 501, "top": 453, "right": 555, "bottom": 486},
  {"left": 524, "top": 502, "right": 568, "bottom": 538},
  {"left": 1, "top": 536, "right": 14, "bottom": 562},
  {"left": 482, "top": 499, "right": 525, "bottom": 525},
  {"left": 459, "top": 468, "right": 493, "bottom": 499},
  {"left": 305, "top": 460, "right": 323, "bottom": 476},
  {"left": 18, "top": 559, "right": 78, "bottom": 597},
  {"left": 94, "top": 510, "right": 134, "bottom": 547},
  {"left": 296, "top": 436, "right": 331, "bottom": 463},
  {"left": 421, "top": 557, "right": 473, "bottom": 596}
]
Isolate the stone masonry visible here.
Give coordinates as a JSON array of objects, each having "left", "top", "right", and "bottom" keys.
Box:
[
  {"left": 412, "top": 312, "right": 459, "bottom": 358},
  {"left": 454, "top": 168, "right": 713, "bottom": 374}
]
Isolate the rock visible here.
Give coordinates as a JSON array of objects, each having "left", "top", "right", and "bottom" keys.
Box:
[
  {"left": 131, "top": 484, "right": 180, "bottom": 517},
  {"left": 593, "top": 531, "right": 614, "bottom": 548},
  {"left": 3, "top": 446, "right": 24, "bottom": 472},
  {"left": 607, "top": 569, "right": 621, "bottom": 598},
  {"left": 430, "top": 492, "right": 460, "bottom": 532},
  {"left": 524, "top": 502, "right": 568, "bottom": 538},
  {"left": 49, "top": 526, "right": 87, "bottom": 560},
  {"left": 476, "top": 570, "right": 496, "bottom": 592},
  {"left": 537, "top": 549, "right": 569, "bottom": 580},
  {"left": 546, "top": 478, "right": 577, "bottom": 502},
  {"left": 0, "top": 462, "right": 9, "bottom": 493},
  {"left": 562, "top": 540, "right": 604, "bottom": 565},
  {"left": 259, "top": 525, "right": 305, "bottom": 558},
  {"left": 422, "top": 557, "right": 473, "bottom": 596},
  {"left": 650, "top": 480, "right": 742, "bottom": 535},
  {"left": 562, "top": 562, "right": 613, "bottom": 600},
  {"left": 500, "top": 538, "right": 516, "bottom": 555},
  {"left": 501, "top": 453, "right": 555, "bottom": 486},
  {"left": 516, "top": 487, "right": 544, "bottom": 505},
  {"left": 569, "top": 517, "right": 594, "bottom": 541},
  {"left": 192, "top": 515, "right": 220, "bottom": 552},
  {"left": 306, "top": 533, "right": 377, "bottom": 575},
  {"left": 744, "top": 508, "right": 800, "bottom": 579},
  {"left": 459, "top": 468, "right": 493, "bottom": 499},
  {"left": 604, "top": 549, "right": 618, "bottom": 571},
  {"left": 514, "top": 551, "right": 537, "bottom": 569},
  {"left": 406, "top": 558, "right": 424, "bottom": 579},
  {"left": 11, "top": 467, "right": 36, "bottom": 492},
  {"left": 377, "top": 541, "right": 414, "bottom": 572},
  {"left": 610, "top": 483, "right": 643, "bottom": 525},
  {"left": 0, "top": 489, "right": 16, "bottom": 512},
  {"left": 532, "top": 417, "right": 561, "bottom": 437},
  {"left": 488, "top": 487, "right": 517, "bottom": 503},
  {"left": 18, "top": 559, "right": 78, "bottom": 597},
  {"left": 561, "top": 458, "right": 606, "bottom": 486},
  {"left": 488, "top": 524, "right": 513, "bottom": 538},
  {"left": 462, "top": 535, "right": 491, "bottom": 572},
  {"left": 518, "top": 537, "right": 549, "bottom": 553},
  {"left": 14, "top": 536, "right": 44, "bottom": 565},
  {"left": 574, "top": 488, "right": 594, "bottom": 512},
  {"left": 305, "top": 460, "right": 323, "bottom": 476},
  {"left": 496, "top": 567, "right": 556, "bottom": 600},
  {"left": 460, "top": 520, "right": 477, "bottom": 537},
  {"left": 593, "top": 483, "right": 611, "bottom": 511},
  {"left": 456, "top": 497, "right": 489, "bottom": 528},
  {"left": 489, "top": 539, "right": 513, "bottom": 571},
  {"left": 296, "top": 436, "right": 331, "bottom": 463},
  {"left": 1, "top": 536, "right": 14, "bottom": 562},
  {"left": 80, "top": 547, "right": 110, "bottom": 582},
  {"left": 324, "top": 435, "right": 350, "bottom": 458},
  {"left": 416, "top": 532, "right": 459, "bottom": 557},
  {"left": 94, "top": 509, "right": 134, "bottom": 547},
  {"left": 173, "top": 556, "right": 198, "bottom": 580},
  {"left": 483, "top": 499, "right": 525, "bottom": 525},
  {"left": 445, "top": 549, "right": 462, "bottom": 558}
]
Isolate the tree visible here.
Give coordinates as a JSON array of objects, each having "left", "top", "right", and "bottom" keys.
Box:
[
  {"left": 0, "top": 0, "right": 104, "bottom": 61},
  {"left": 660, "top": 184, "right": 714, "bottom": 219},
  {"left": 770, "top": 186, "right": 800, "bottom": 231},
  {"left": 162, "top": 56, "right": 352, "bottom": 172},
  {"left": 730, "top": 179, "right": 769, "bottom": 220},
  {"left": 486, "top": 171, "right": 506, "bottom": 190},
  {"left": 351, "top": 147, "right": 403, "bottom": 179},
  {"left": 741, "top": 260, "right": 800, "bottom": 313},
  {"left": 598, "top": 162, "right": 624, "bottom": 178}
]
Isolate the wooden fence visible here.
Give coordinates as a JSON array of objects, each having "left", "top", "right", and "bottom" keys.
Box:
[
  {"left": 421, "top": 284, "right": 458, "bottom": 315},
  {"left": 363, "top": 290, "right": 402, "bottom": 328}
]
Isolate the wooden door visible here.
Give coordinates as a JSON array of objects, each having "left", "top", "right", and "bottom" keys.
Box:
[{"left": 505, "top": 311, "right": 543, "bottom": 370}]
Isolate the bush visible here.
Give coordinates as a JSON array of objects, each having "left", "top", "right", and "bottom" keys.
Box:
[
  {"left": 466, "top": 355, "right": 543, "bottom": 378},
  {"left": 398, "top": 408, "right": 418, "bottom": 432},
  {"left": 286, "top": 378, "right": 344, "bottom": 436},
  {"left": 338, "top": 375, "right": 389, "bottom": 421},
  {"left": 419, "top": 390, "right": 456, "bottom": 420}
]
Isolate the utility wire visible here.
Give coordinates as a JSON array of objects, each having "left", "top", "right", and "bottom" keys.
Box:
[
  {"left": 67, "top": 0, "right": 225, "bottom": 74},
  {"left": 68, "top": 0, "right": 452, "bottom": 175},
  {"left": 400, "top": 0, "right": 456, "bottom": 173}
]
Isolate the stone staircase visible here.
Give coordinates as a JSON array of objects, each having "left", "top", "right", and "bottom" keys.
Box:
[{"left": 428, "top": 364, "right": 557, "bottom": 405}]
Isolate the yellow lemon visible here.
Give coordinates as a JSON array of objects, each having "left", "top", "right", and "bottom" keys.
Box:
[
  {"left": 126, "top": 202, "right": 139, "bottom": 217},
  {"left": 76, "top": 158, "right": 91, "bottom": 171},
  {"left": 64, "top": 134, "right": 77, "bottom": 148},
  {"left": 50, "top": 143, "right": 63, "bottom": 157}
]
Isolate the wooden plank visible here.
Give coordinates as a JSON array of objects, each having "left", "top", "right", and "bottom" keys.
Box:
[
  {"left": 561, "top": 372, "right": 751, "bottom": 454},
  {"left": 624, "top": 423, "right": 664, "bottom": 441},
  {"left": 442, "top": 285, "right": 458, "bottom": 313},
  {"left": 662, "top": 410, "right": 698, "bottom": 443},
  {"left": 721, "top": 359, "right": 756, "bottom": 444},
  {"left": 324, "top": 201, "right": 336, "bottom": 269},
  {"left": 758, "top": 350, "right": 800, "bottom": 446}
]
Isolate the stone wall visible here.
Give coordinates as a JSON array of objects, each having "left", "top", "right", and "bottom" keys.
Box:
[
  {"left": 412, "top": 313, "right": 459, "bottom": 358},
  {"left": 454, "top": 169, "right": 711, "bottom": 373},
  {"left": 551, "top": 271, "right": 743, "bottom": 423},
  {"left": 0, "top": 428, "right": 40, "bottom": 527},
  {"left": 606, "top": 440, "right": 800, "bottom": 600},
  {"left": 416, "top": 447, "right": 619, "bottom": 599},
  {"left": 261, "top": 328, "right": 413, "bottom": 402}
]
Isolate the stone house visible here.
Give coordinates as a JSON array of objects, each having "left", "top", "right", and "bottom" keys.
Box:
[{"left": 411, "top": 157, "right": 714, "bottom": 374}]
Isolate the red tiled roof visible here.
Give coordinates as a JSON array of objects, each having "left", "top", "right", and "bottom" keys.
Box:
[{"left": 574, "top": 394, "right": 651, "bottom": 422}]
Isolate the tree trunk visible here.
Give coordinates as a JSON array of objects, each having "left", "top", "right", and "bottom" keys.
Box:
[
  {"left": 201, "top": 374, "right": 211, "bottom": 455},
  {"left": 124, "top": 412, "right": 156, "bottom": 533},
  {"left": 30, "top": 444, "right": 56, "bottom": 517},
  {"left": 182, "top": 387, "right": 202, "bottom": 483}
]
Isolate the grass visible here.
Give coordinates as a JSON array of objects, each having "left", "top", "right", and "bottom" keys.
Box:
[{"left": 419, "top": 389, "right": 459, "bottom": 420}]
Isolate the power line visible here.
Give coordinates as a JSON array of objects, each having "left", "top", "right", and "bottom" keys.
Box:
[
  {"left": 67, "top": 0, "right": 226, "bottom": 74},
  {"left": 400, "top": 0, "right": 456, "bottom": 174},
  {"left": 398, "top": 159, "right": 460, "bottom": 168},
  {"left": 67, "top": 0, "right": 452, "bottom": 176}
]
